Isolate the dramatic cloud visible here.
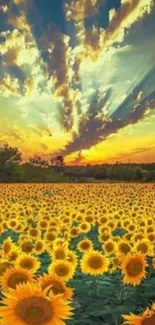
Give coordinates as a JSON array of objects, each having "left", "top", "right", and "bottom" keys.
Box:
[
  {"left": 64, "top": 69, "right": 155, "bottom": 155},
  {"left": 8, "top": 15, "right": 31, "bottom": 32},
  {"left": 0, "top": 74, "right": 20, "bottom": 97},
  {"left": 67, "top": 0, "right": 153, "bottom": 82},
  {"left": 0, "top": 0, "right": 155, "bottom": 164},
  {"left": 42, "top": 25, "right": 80, "bottom": 131}
]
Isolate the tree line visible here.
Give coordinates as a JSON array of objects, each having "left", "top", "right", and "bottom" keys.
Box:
[{"left": 0, "top": 144, "right": 155, "bottom": 183}]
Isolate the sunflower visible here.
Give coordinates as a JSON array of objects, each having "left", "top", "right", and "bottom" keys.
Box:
[
  {"left": 49, "top": 260, "right": 75, "bottom": 282},
  {"left": 124, "top": 233, "right": 133, "bottom": 242},
  {"left": 8, "top": 247, "right": 21, "bottom": 262},
  {"left": 52, "top": 238, "right": 69, "bottom": 249},
  {"left": 77, "top": 239, "right": 93, "bottom": 253},
  {"left": 75, "top": 214, "right": 84, "bottom": 223},
  {"left": 99, "top": 232, "right": 111, "bottom": 243},
  {"left": 38, "top": 273, "right": 73, "bottom": 299},
  {"left": 51, "top": 247, "right": 67, "bottom": 261},
  {"left": 147, "top": 218, "right": 154, "bottom": 226},
  {"left": 28, "top": 227, "right": 41, "bottom": 239},
  {"left": 0, "top": 260, "right": 13, "bottom": 276},
  {"left": 108, "top": 259, "right": 117, "bottom": 274},
  {"left": 20, "top": 240, "right": 34, "bottom": 254},
  {"left": 80, "top": 222, "right": 91, "bottom": 233},
  {"left": 15, "top": 223, "right": 26, "bottom": 233},
  {"left": 103, "top": 239, "right": 116, "bottom": 255},
  {"left": 99, "top": 225, "right": 109, "bottom": 234},
  {"left": 121, "top": 253, "right": 147, "bottom": 286},
  {"left": 38, "top": 220, "right": 49, "bottom": 230},
  {"left": 81, "top": 250, "right": 109, "bottom": 276},
  {"left": 85, "top": 215, "right": 94, "bottom": 224},
  {"left": 2, "top": 237, "right": 14, "bottom": 256},
  {"left": 135, "top": 239, "right": 153, "bottom": 256},
  {"left": 147, "top": 232, "right": 155, "bottom": 243},
  {"left": 146, "top": 225, "right": 154, "bottom": 233},
  {"left": 133, "top": 233, "right": 144, "bottom": 242},
  {"left": 7, "top": 219, "right": 18, "bottom": 230},
  {"left": 117, "top": 240, "right": 131, "bottom": 255},
  {"left": 67, "top": 251, "right": 78, "bottom": 268},
  {"left": 0, "top": 225, "right": 4, "bottom": 235},
  {"left": 70, "top": 227, "right": 80, "bottom": 238},
  {"left": 45, "top": 232, "right": 57, "bottom": 242},
  {"left": 34, "top": 240, "right": 45, "bottom": 255},
  {"left": 98, "top": 216, "right": 108, "bottom": 225},
  {"left": 0, "top": 267, "right": 33, "bottom": 291},
  {"left": 122, "top": 303, "right": 155, "bottom": 324},
  {"left": 0, "top": 282, "right": 73, "bottom": 325},
  {"left": 15, "top": 254, "right": 41, "bottom": 274}
]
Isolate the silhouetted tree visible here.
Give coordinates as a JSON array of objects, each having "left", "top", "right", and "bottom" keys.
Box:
[
  {"left": 50, "top": 155, "right": 64, "bottom": 166},
  {"left": 0, "top": 144, "right": 22, "bottom": 181},
  {"left": 29, "top": 155, "right": 49, "bottom": 168}
]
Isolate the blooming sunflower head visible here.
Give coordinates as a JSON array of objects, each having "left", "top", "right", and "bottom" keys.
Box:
[
  {"left": 103, "top": 239, "right": 116, "bottom": 255},
  {"left": 28, "top": 227, "right": 41, "bottom": 239},
  {"left": 67, "top": 251, "right": 78, "bottom": 268},
  {"left": 48, "top": 260, "right": 75, "bottom": 282},
  {"left": 15, "top": 254, "right": 41, "bottom": 274},
  {"left": 0, "top": 282, "right": 73, "bottom": 325},
  {"left": 0, "top": 267, "right": 33, "bottom": 291},
  {"left": 2, "top": 237, "right": 14, "bottom": 256},
  {"left": 121, "top": 253, "right": 147, "bottom": 286},
  {"left": 51, "top": 247, "right": 68, "bottom": 261},
  {"left": 34, "top": 240, "right": 45, "bottom": 255},
  {"left": 20, "top": 240, "right": 34, "bottom": 254},
  {"left": 38, "top": 273, "right": 74, "bottom": 299},
  {"left": 77, "top": 239, "right": 93, "bottom": 253},
  {"left": 81, "top": 250, "right": 109, "bottom": 276},
  {"left": 135, "top": 239, "right": 153, "bottom": 256},
  {"left": 117, "top": 240, "right": 131, "bottom": 255},
  {"left": 122, "top": 303, "right": 155, "bottom": 325},
  {"left": 0, "top": 259, "right": 13, "bottom": 276}
]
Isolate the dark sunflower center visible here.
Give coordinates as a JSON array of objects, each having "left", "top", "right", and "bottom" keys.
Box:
[
  {"left": 52, "top": 281, "right": 65, "bottom": 294},
  {"left": 120, "top": 244, "right": 130, "bottom": 254},
  {"left": 71, "top": 229, "right": 78, "bottom": 235},
  {"left": 8, "top": 272, "right": 30, "bottom": 289},
  {"left": 88, "top": 256, "right": 103, "bottom": 269},
  {"left": 126, "top": 259, "right": 143, "bottom": 276},
  {"left": 20, "top": 259, "right": 34, "bottom": 269},
  {"left": 142, "top": 313, "right": 155, "bottom": 325},
  {"left": 105, "top": 243, "right": 113, "bottom": 252},
  {"left": 30, "top": 230, "right": 38, "bottom": 236},
  {"left": 55, "top": 265, "right": 69, "bottom": 276},
  {"left": 4, "top": 243, "right": 11, "bottom": 254},
  {"left": 81, "top": 242, "right": 90, "bottom": 250},
  {"left": 47, "top": 233, "right": 55, "bottom": 241},
  {"left": 11, "top": 222, "right": 16, "bottom": 227},
  {"left": 55, "top": 250, "right": 66, "bottom": 259},
  {"left": 15, "top": 296, "right": 53, "bottom": 325},
  {"left": 137, "top": 244, "right": 148, "bottom": 254},
  {"left": 36, "top": 243, "right": 43, "bottom": 250},
  {"left": 22, "top": 243, "right": 33, "bottom": 253},
  {"left": 0, "top": 262, "right": 12, "bottom": 275},
  {"left": 43, "top": 280, "right": 65, "bottom": 295}
]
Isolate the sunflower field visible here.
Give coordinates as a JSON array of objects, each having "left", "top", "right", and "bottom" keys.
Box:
[{"left": 0, "top": 183, "right": 155, "bottom": 325}]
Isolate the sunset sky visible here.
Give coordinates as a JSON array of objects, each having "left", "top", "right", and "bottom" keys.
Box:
[{"left": 0, "top": 0, "right": 155, "bottom": 165}]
